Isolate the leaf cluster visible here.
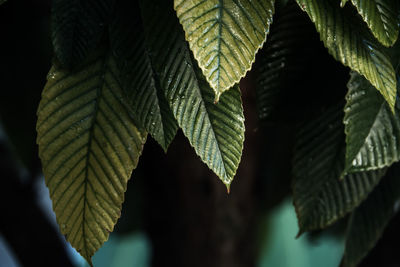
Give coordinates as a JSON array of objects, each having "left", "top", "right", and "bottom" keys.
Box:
[
  {"left": 257, "top": 1, "right": 400, "bottom": 266},
  {"left": 7, "top": 0, "right": 400, "bottom": 265}
]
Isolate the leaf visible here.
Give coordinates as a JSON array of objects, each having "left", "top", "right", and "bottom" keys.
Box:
[
  {"left": 347, "top": 0, "right": 400, "bottom": 47},
  {"left": 341, "top": 164, "right": 400, "bottom": 267},
  {"left": 109, "top": 0, "right": 178, "bottom": 151},
  {"left": 340, "top": 0, "right": 349, "bottom": 7},
  {"left": 343, "top": 72, "right": 400, "bottom": 174},
  {"left": 296, "top": 0, "right": 397, "bottom": 111},
  {"left": 293, "top": 104, "right": 386, "bottom": 233},
  {"left": 255, "top": 0, "right": 319, "bottom": 121},
  {"left": 140, "top": 0, "right": 245, "bottom": 187},
  {"left": 0, "top": 0, "right": 6, "bottom": 6},
  {"left": 52, "top": 0, "right": 115, "bottom": 68},
  {"left": 36, "top": 47, "right": 147, "bottom": 264},
  {"left": 174, "top": 0, "right": 275, "bottom": 101}
]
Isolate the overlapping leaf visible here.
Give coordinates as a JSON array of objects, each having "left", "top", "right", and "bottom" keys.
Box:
[
  {"left": 109, "top": 0, "right": 178, "bottom": 151},
  {"left": 342, "top": 164, "right": 400, "bottom": 267},
  {"left": 255, "top": 1, "right": 317, "bottom": 121},
  {"left": 296, "top": 0, "right": 397, "bottom": 111},
  {"left": 346, "top": 0, "right": 400, "bottom": 47},
  {"left": 293, "top": 104, "right": 386, "bottom": 233},
  {"left": 174, "top": 0, "right": 275, "bottom": 101},
  {"left": 36, "top": 47, "right": 147, "bottom": 264},
  {"left": 52, "top": 0, "right": 115, "bottom": 68},
  {"left": 140, "top": 0, "right": 245, "bottom": 186},
  {"left": 343, "top": 72, "right": 400, "bottom": 174}
]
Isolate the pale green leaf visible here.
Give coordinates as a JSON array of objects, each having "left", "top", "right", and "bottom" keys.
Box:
[
  {"left": 52, "top": 0, "right": 115, "bottom": 68},
  {"left": 341, "top": 164, "right": 400, "bottom": 267},
  {"left": 348, "top": 0, "right": 400, "bottom": 47},
  {"left": 344, "top": 72, "right": 400, "bottom": 174},
  {"left": 293, "top": 104, "right": 386, "bottom": 233},
  {"left": 174, "top": 0, "right": 275, "bottom": 101},
  {"left": 141, "top": 0, "right": 245, "bottom": 186},
  {"left": 36, "top": 47, "right": 147, "bottom": 264},
  {"left": 109, "top": 0, "right": 178, "bottom": 151},
  {"left": 296, "top": 0, "right": 397, "bottom": 111}
]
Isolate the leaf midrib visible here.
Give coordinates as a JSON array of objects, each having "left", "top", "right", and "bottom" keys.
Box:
[
  {"left": 81, "top": 53, "right": 108, "bottom": 258},
  {"left": 216, "top": 0, "right": 223, "bottom": 96}
]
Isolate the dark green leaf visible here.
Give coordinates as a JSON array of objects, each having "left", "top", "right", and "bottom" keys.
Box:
[
  {"left": 140, "top": 0, "right": 245, "bottom": 187},
  {"left": 109, "top": 0, "right": 178, "bottom": 151},
  {"left": 52, "top": 0, "right": 115, "bottom": 68},
  {"left": 36, "top": 47, "right": 147, "bottom": 264},
  {"left": 341, "top": 164, "right": 400, "bottom": 267},
  {"left": 344, "top": 72, "right": 400, "bottom": 174},
  {"left": 255, "top": 1, "right": 318, "bottom": 121},
  {"left": 296, "top": 0, "right": 397, "bottom": 111},
  {"left": 293, "top": 104, "right": 386, "bottom": 233}
]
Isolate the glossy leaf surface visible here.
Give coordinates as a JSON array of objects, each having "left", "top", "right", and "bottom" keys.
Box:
[
  {"left": 296, "top": 0, "right": 397, "bottom": 111},
  {"left": 174, "top": 0, "right": 275, "bottom": 101},
  {"left": 37, "top": 47, "right": 147, "bottom": 264},
  {"left": 344, "top": 72, "right": 400, "bottom": 174},
  {"left": 141, "top": 0, "right": 245, "bottom": 186},
  {"left": 348, "top": 0, "right": 399, "bottom": 47}
]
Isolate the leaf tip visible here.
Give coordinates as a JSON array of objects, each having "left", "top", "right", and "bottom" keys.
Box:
[
  {"left": 160, "top": 143, "right": 169, "bottom": 154},
  {"left": 340, "top": 0, "right": 347, "bottom": 8},
  {"left": 214, "top": 92, "right": 221, "bottom": 104},
  {"left": 390, "top": 102, "right": 396, "bottom": 114},
  {"left": 78, "top": 250, "right": 94, "bottom": 267},
  {"left": 339, "top": 170, "right": 347, "bottom": 181},
  {"left": 296, "top": 229, "right": 305, "bottom": 239},
  {"left": 226, "top": 183, "right": 231, "bottom": 194}
]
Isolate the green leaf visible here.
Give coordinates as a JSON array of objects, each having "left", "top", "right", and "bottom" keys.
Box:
[
  {"left": 52, "top": 0, "right": 115, "bottom": 68},
  {"left": 340, "top": 0, "right": 350, "bottom": 7},
  {"left": 36, "top": 47, "right": 147, "bottom": 264},
  {"left": 141, "top": 0, "right": 245, "bottom": 186},
  {"left": 109, "top": 0, "right": 178, "bottom": 151},
  {"left": 344, "top": 72, "right": 400, "bottom": 174},
  {"left": 255, "top": 1, "right": 317, "bottom": 121},
  {"left": 341, "top": 164, "right": 400, "bottom": 267},
  {"left": 348, "top": 0, "right": 400, "bottom": 47},
  {"left": 174, "top": 0, "right": 275, "bottom": 101},
  {"left": 296, "top": 0, "right": 397, "bottom": 111},
  {"left": 293, "top": 104, "right": 386, "bottom": 233},
  {"left": 0, "top": 0, "right": 7, "bottom": 6}
]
